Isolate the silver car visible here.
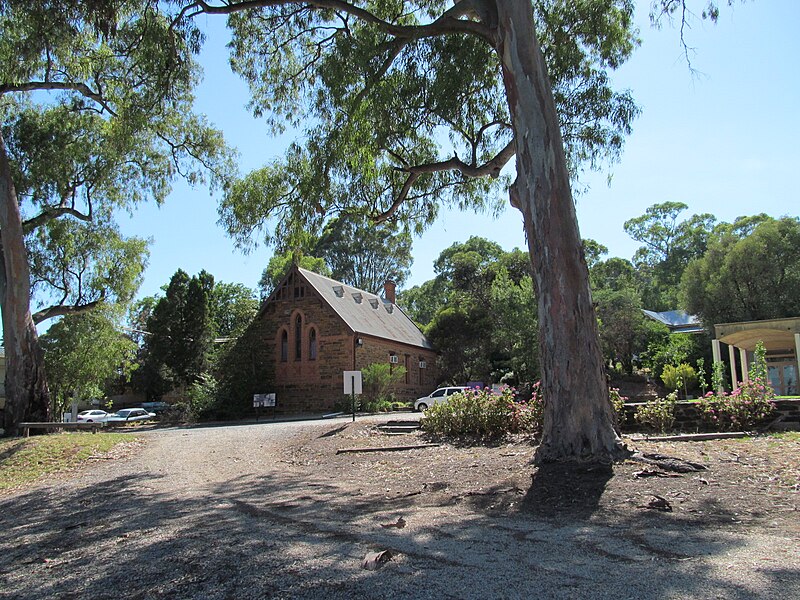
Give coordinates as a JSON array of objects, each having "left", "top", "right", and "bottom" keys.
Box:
[
  {"left": 76, "top": 410, "right": 109, "bottom": 423},
  {"left": 105, "top": 408, "right": 156, "bottom": 423},
  {"left": 414, "top": 387, "right": 470, "bottom": 412}
]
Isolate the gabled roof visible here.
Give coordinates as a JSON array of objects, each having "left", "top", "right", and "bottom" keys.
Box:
[
  {"left": 296, "top": 268, "right": 432, "bottom": 350},
  {"left": 642, "top": 309, "right": 705, "bottom": 334}
]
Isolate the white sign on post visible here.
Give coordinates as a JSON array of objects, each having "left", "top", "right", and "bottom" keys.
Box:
[
  {"left": 343, "top": 371, "right": 363, "bottom": 395},
  {"left": 253, "top": 393, "right": 276, "bottom": 408}
]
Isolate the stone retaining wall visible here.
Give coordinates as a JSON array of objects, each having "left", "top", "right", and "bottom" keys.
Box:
[{"left": 620, "top": 398, "right": 800, "bottom": 433}]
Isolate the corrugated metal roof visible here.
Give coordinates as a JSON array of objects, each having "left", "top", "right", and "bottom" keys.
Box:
[
  {"left": 642, "top": 309, "right": 705, "bottom": 334},
  {"left": 298, "top": 268, "right": 432, "bottom": 349}
]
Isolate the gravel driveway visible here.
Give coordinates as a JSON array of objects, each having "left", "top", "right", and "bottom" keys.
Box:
[{"left": 1, "top": 416, "right": 798, "bottom": 599}]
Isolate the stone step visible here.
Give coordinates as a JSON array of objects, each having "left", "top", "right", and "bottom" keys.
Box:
[{"left": 376, "top": 422, "right": 421, "bottom": 434}]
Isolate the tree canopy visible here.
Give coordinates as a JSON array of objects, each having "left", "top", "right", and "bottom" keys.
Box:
[
  {"left": 40, "top": 306, "right": 137, "bottom": 415},
  {"left": 215, "top": 0, "right": 639, "bottom": 243},
  {"left": 681, "top": 216, "right": 800, "bottom": 327},
  {"left": 624, "top": 201, "right": 715, "bottom": 310},
  {"left": 1, "top": 0, "right": 234, "bottom": 433},
  {"left": 404, "top": 237, "right": 538, "bottom": 386}
]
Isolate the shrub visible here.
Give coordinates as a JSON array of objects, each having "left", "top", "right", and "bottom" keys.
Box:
[
  {"left": 634, "top": 392, "right": 678, "bottom": 433},
  {"left": 421, "top": 386, "right": 541, "bottom": 439},
  {"left": 609, "top": 388, "right": 628, "bottom": 426},
  {"left": 185, "top": 373, "right": 220, "bottom": 420},
  {"left": 362, "top": 363, "right": 406, "bottom": 408},
  {"left": 661, "top": 363, "right": 697, "bottom": 395},
  {"left": 360, "top": 397, "right": 394, "bottom": 413}
]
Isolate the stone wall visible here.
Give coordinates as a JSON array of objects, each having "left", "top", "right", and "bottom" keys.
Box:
[{"left": 620, "top": 398, "right": 800, "bottom": 432}]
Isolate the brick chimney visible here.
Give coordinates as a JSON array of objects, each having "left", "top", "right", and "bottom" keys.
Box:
[{"left": 383, "top": 279, "right": 396, "bottom": 304}]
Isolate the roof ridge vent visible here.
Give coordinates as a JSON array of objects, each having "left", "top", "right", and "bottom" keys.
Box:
[
  {"left": 333, "top": 285, "right": 344, "bottom": 298},
  {"left": 352, "top": 292, "right": 363, "bottom": 304}
]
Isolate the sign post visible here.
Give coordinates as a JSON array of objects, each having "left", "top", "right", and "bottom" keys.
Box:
[
  {"left": 253, "top": 393, "right": 277, "bottom": 420},
  {"left": 343, "top": 371, "right": 362, "bottom": 422}
]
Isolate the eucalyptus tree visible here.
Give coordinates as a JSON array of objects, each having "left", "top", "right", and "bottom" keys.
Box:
[
  {"left": 194, "top": 0, "right": 640, "bottom": 463},
  {"left": 0, "top": 1, "right": 232, "bottom": 434},
  {"left": 681, "top": 216, "right": 800, "bottom": 328},
  {"left": 314, "top": 216, "right": 413, "bottom": 295},
  {"left": 623, "top": 202, "right": 716, "bottom": 309}
]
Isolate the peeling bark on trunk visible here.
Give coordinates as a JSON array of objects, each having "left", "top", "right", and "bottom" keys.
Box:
[
  {"left": 0, "top": 131, "right": 51, "bottom": 436},
  {"left": 494, "top": 1, "right": 627, "bottom": 463}
]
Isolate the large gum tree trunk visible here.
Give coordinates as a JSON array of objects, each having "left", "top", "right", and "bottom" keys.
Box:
[
  {"left": 0, "top": 131, "right": 51, "bottom": 436},
  {"left": 494, "top": 0, "right": 627, "bottom": 463}
]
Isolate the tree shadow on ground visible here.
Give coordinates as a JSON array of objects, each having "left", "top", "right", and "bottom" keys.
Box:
[
  {"left": 520, "top": 462, "right": 613, "bottom": 519},
  {"left": 0, "top": 444, "right": 797, "bottom": 599}
]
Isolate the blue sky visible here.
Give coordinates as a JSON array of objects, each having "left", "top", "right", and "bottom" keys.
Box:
[{"left": 118, "top": 0, "right": 800, "bottom": 300}]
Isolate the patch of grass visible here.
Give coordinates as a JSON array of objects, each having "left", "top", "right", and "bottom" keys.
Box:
[
  {"left": 0, "top": 432, "right": 134, "bottom": 492},
  {"left": 769, "top": 431, "right": 800, "bottom": 442}
]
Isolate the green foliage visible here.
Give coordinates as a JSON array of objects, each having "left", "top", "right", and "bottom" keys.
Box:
[
  {"left": 661, "top": 363, "right": 697, "bottom": 394},
  {"left": 1, "top": 1, "right": 234, "bottom": 318},
  {"left": 134, "top": 269, "right": 216, "bottom": 397},
  {"left": 696, "top": 358, "right": 708, "bottom": 396},
  {"left": 215, "top": 1, "right": 640, "bottom": 251},
  {"left": 421, "top": 387, "right": 542, "bottom": 440},
  {"left": 314, "top": 216, "right": 413, "bottom": 295},
  {"left": 698, "top": 341, "right": 776, "bottom": 431},
  {"left": 398, "top": 278, "right": 449, "bottom": 329},
  {"left": 644, "top": 333, "right": 698, "bottom": 382},
  {"left": 420, "top": 238, "right": 538, "bottom": 385},
  {"left": 259, "top": 253, "right": 329, "bottom": 298},
  {"left": 361, "top": 363, "right": 406, "bottom": 410},
  {"left": 210, "top": 282, "right": 259, "bottom": 338},
  {"left": 711, "top": 360, "right": 726, "bottom": 394},
  {"left": 29, "top": 215, "right": 149, "bottom": 322},
  {"left": 624, "top": 202, "right": 716, "bottom": 310},
  {"left": 40, "top": 307, "right": 137, "bottom": 415},
  {"left": 681, "top": 216, "right": 800, "bottom": 326},
  {"left": 609, "top": 387, "right": 628, "bottom": 426},
  {"left": 593, "top": 286, "right": 650, "bottom": 374},
  {"left": 634, "top": 391, "right": 678, "bottom": 433},
  {"left": 185, "top": 373, "right": 220, "bottom": 421}
]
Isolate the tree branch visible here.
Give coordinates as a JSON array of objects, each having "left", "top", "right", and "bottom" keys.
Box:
[
  {"left": 23, "top": 205, "right": 92, "bottom": 233},
  {"left": 0, "top": 81, "right": 117, "bottom": 115},
  {"left": 32, "top": 292, "right": 107, "bottom": 325},
  {"left": 184, "top": 0, "right": 494, "bottom": 42},
  {"left": 372, "top": 139, "right": 515, "bottom": 223}
]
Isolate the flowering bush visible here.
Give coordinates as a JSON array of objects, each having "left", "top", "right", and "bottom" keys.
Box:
[
  {"left": 697, "top": 342, "right": 776, "bottom": 431},
  {"left": 697, "top": 380, "right": 776, "bottom": 431},
  {"left": 634, "top": 391, "right": 678, "bottom": 433},
  {"left": 421, "top": 385, "right": 542, "bottom": 439}
]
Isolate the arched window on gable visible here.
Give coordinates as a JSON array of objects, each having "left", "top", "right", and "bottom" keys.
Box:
[
  {"left": 280, "top": 330, "right": 288, "bottom": 362},
  {"left": 294, "top": 314, "right": 303, "bottom": 361},
  {"left": 309, "top": 328, "right": 318, "bottom": 361}
]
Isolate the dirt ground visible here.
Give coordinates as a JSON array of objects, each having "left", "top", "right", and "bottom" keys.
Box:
[
  {"left": 1, "top": 417, "right": 798, "bottom": 599},
  {"left": 289, "top": 422, "right": 800, "bottom": 526}
]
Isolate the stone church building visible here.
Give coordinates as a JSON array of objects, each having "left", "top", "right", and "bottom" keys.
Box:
[{"left": 231, "top": 267, "right": 439, "bottom": 413}]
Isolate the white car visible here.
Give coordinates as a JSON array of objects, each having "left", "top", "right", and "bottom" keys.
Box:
[
  {"left": 76, "top": 410, "right": 109, "bottom": 423},
  {"left": 414, "top": 387, "right": 470, "bottom": 412},
  {"left": 105, "top": 408, "right": 156, "bottom": 423}
]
